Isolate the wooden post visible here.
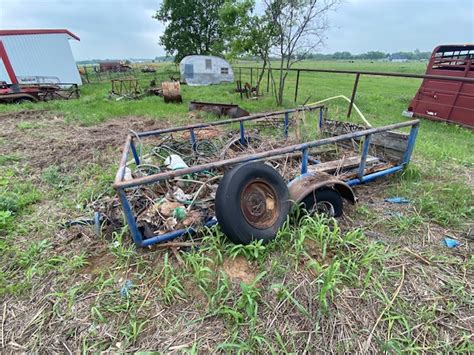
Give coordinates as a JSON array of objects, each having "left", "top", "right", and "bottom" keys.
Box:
[
  {"left": 83, "top": 66, "right": 89, "bottom": 83},
  {"left": 347, "top": 73, "right": 361, "bottom": 118},
  {"left": 294, "top": 70, "right": 301, "bottom": 103}
]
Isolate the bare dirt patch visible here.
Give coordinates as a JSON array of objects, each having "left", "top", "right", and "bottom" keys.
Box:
[
  {"left": 81, "top": 251, "right": 116, "bottom": 276},
  {"left": 0, "top": 110, "right": 168, "bottom": 171},
  {"left": 222, "top": 256, "right": 256, "bottom": 284}
]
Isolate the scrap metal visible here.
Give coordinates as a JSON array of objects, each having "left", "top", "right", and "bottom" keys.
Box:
[
  {"left": 189, "top": 101, "right": 249, "bottom": 118},
  {"left": 111, "top": 105, "right": 420, "bottom": 247}
]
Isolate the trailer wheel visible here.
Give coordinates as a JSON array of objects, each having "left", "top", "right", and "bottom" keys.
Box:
[
  {"left": 301, "top": 188, "right": 343, "bottom": 218},
  {"left": 15, "top": 97, "right": 34, "bottom": 105},
  {"left": 215, "top": 162, "right": 290, "bottom": 245}
]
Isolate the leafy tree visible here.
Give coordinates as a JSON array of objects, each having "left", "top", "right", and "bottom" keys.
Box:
[
  {"left": 220, "top": 0, "right": 277, "bottom": 90},
  {"left": 266, "top": 0, "right": 341, "bottom": 105},
  {"left": 223, "top": 0, "right": 340, "bottom": 105},
  {"left": 154, "top": 0, "right": 225, "bottom": 63}
]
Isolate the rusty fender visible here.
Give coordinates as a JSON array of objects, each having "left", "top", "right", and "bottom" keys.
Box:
[{"left": 288, "top": 171, "right": 356, "bottom": 205}]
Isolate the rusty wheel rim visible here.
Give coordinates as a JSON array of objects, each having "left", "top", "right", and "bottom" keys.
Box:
[{"left": 240, "top": 180, "right": 280, "bottom": 229}]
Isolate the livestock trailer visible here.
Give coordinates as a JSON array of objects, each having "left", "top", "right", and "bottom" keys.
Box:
[{"left": 408, "top": 44, "right": 474, "bottom": 128}]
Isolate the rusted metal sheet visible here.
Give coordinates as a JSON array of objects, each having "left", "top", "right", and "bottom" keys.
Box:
[
  {"left": 408, "top": 45, "right": 474, "bottom": 128},
  {"left": 189, "top": 101, "right": 249, "bottom": 118},
  {"left": 288, "top": 171, "right": 356, "bottom": 205},
  {"left": 0, "top": 82, "right": 79, "bottom": 103},
  {"left": 162, "top": 81, "right": 182, "bottom": 103}
]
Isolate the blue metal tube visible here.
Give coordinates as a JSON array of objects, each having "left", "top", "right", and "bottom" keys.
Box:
[
  {"left": 319, "top": 107, "right": 323, "bottom": 129},
  {"left": 301, "top": 148, "right": 309, "bottom": 174},
  {"left": 115, "top": 119, "right": 420, "bottom": 189},
  {"left": 239, "top": 121, "right": 245, "bottom": 144},
  {"left": 130, "top": 140, "right": 140, "bottom": 165},
  {"left": 346, "top": 165, "right": 404, "bottom": 186},
  {"left": 117, "top": 188, "right": 144, "bottom": 246},
  {"left": 284, "top": 112, "right": 289, "bottom": 138},
  {"left": 357, "top": 134, "right": 372, "bottom": 181},
  {"left": 137, "top": 105, "right": 324, "bottom": 138},
  {"left": 140, "top": 218, "right": 218, "bottom": 247},
  {"left": 402, "top": 124, "right": 420, "bottom": 164},
  {"left": 190, "top": 129, "right": 197, "bottom": 152}
]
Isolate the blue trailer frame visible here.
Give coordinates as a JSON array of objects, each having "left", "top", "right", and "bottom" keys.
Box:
[{"left": 114, "top": 105, "right": 420, "bottom": 247}]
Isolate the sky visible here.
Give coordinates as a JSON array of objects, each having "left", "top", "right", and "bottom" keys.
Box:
[{"left": 0, "top": 0, "right": 473, "bottom": 60}]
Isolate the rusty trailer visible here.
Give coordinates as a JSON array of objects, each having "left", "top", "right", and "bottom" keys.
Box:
[{"left": 113, "top": 105, "right": 419, "bottom": 247}]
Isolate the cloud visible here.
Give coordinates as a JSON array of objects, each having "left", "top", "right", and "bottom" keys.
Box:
[
  {"left": 0, "top": 0, "right": 166, "bottom": 59},
  {"left": 324, "top": 0, "right": 474, "bottom": 53},
  {"left": 0, "top": 0, "right": 472, "bottom": 59}
]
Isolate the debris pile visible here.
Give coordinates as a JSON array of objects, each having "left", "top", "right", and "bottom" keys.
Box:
[
  {"left": 93, "top": 125, "right": 314, "bottom": 239},
  {"left": 92, "top": 113, "right": 389, "bottom": 240}
]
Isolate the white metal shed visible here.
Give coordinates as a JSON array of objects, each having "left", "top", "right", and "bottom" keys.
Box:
[
  {"left": 0, "top": 29, "right": 81, "bottom": 85},
  {"left": 180, "top": 55, "right": 234, "bottom": 86}
]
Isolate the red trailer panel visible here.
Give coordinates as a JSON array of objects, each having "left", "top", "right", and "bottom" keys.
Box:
[{"left": 408, "top": 44, "right": 474, "bottom": 128}]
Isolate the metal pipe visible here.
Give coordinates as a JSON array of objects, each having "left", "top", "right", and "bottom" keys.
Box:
[
  {"left": 347, "top": 73, "right": 360, "bottom": 118},
  {"left": 301, "top": 148, "right": 309, "bottom": 174},
  {"left": 346, "top": 165, "right": 404, "bottom": 186},
  {"left": 284, "top": 112, "right": 289, "bottom": 138},
  {"left": 233, "top": 66, "right": 474, "bottom": 83},
  {"left": 357, "top": 134, "right": 372, "bottom": 181},
  {"left": 318, "top": 107, "right": 323, "bottom": 129},
  {"left": 130, "top": 140, "right": 140, "bottom": 165},
  {"left": 294, "top": 70, "right": 300, "bottom": 103},
  {"left": 136, "top": 105, "right": 323, "bottom": 138},
  {"left": 239, "top": 121, "right": 245, "bottom": 144},
  {"left": 117, "top": 188, "right": 144, "bottom": 246},
  {"left": 267, "top": 68, "right": 270, "bottom": 93},
  {"left": 402, "top": 123, "right": 420, "bottom": 164},
  {"left": 114, "top": 135, "right": 132, "bottom": 184},
  {"left": 140, "top": 218, "right": 218, "bottom": 247},
  {"left": 190, "top": 129, "right": 197, "bottom": 152},
  {"left": 114, "top": 119, "right": 420, "bottom": 189}
]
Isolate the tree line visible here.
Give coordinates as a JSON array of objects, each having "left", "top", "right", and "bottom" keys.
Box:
[{"left": 305, "top": 50, "right": 431, "bottom": 61}]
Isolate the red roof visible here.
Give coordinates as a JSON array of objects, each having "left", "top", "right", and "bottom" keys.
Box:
[{"left": 0, "top": 29, "right": 80, "bottom": 41}]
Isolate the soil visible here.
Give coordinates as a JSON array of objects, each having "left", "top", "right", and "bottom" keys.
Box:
[
  {"left": 0, "top": 110, "right": 169, "bottom": 172},
  {"left": 221, "top": 256, "right": 256, "bottom": 284}
]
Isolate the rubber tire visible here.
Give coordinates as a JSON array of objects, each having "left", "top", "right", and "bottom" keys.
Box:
[
  {"left": 215, "top": 162, "right": 290, "bottom": 245},
  {"left": 15, "top": 97, "right": 34, "bottom": 105},
  {"left": 301, "top": 188, "right": 343, "bottom": 217}
]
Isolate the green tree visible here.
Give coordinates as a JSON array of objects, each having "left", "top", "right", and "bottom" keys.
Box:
[
  {"left": 222, "top": 0, "right": 340, "bottom": 105},
  {"left": 220, "top": 0, "right": 277, "bottom": 90},
  {"left": 154, "top": 0, "right": 225, "bottom": 63},
  {"left": 266, "top": 0, "right": 341, "bottom": 105}
]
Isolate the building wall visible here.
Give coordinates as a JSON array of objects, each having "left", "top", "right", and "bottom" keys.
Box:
[{"left": 0, "top": 33, "right": 81, "bottom": 85}]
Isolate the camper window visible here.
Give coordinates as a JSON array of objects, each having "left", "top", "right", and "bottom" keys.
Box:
[
  {"left": 221, "top": 67, "right": 229, "bottom": 74},
  {"left": 205, "top": 59, "right": 212, "bottom": 69}
]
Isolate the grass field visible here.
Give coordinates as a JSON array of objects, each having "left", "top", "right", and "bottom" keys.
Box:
[{"left": 0, "top": 60, "right": 472, "bottom": 353}]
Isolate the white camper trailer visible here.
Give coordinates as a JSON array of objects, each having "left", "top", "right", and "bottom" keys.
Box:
[{"left": 180, "top": 55, "right": 234, "bottom": 86}]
